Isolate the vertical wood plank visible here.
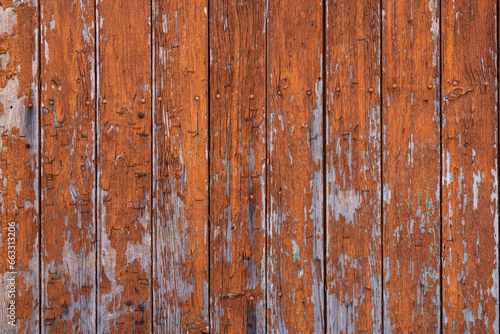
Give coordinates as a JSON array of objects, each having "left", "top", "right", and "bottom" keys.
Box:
[
  {"left": 267, "top": 0, "right": 324, "bottom": 331},
  {"left": 97, "top": 0, "right": 152, "bottom": 331},
  {"left": 442, "top": 0, "right": 499, "bottom": 331},
  {"left": 40, "top": 0, "right": 96, "bottom": 331},
  {"left": 382, "top": 0, "right": 441, "bottom": 332},
  {"left": 0, "top": 0, "right": 39, "bottom": 332},
  {"left": 209, "top": 0, "right": 266, "bottom": 332},
  {"left": 325, "top": 0, "right": 382, "bottom": 331},
  {"left": 152, "top": 0, "right": 209, "bottom": 332}
]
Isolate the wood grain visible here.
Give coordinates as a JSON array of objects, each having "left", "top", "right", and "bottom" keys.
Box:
[
  {"left": 152, "top": 0, "right": 209, "bottom": 332},
  {"left": 209, "top": 0, "right": 266, "bottom": 332},
  {"left": 0, "top": 0, "right": 39, "bottom": 332},
  {"left": 267, "top": 0, "right": 324, "bottom": 331},
  {"left": 40, "top": 0, "right": 95, "bottom": 331},
  {"left": 442, "top": 0, "right": 499, "bottom": 331},
  {"left": 382, "top": 0, "right": 441, "bottom": 331},
  {"left": 97, "top": 0, "right": 152, "bottom": 331},
  {"left": 325, "top": 0, "right": 382, "bottom": 332}
]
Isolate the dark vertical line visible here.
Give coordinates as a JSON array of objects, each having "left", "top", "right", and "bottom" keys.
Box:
[
  {"left": 150, "top": 0, "right": 155, "bottom": 330},
  {"left": 94, "top": 0, "right": 99, "bottom": 331},
  {"left": 264, "top": 0, "right": 269, "bottom": 332},
  {"left": 494, "top": 1, "right": 500, "bottom": 328},
  {"left": 439, "top": 0, "right": 443, "bottom": 332},
  {"left": 37, "top": 0, "right": 42, "bottom": 331},
  {"left": 377, "top": 2, "right": 384, "bottom": 330},
  {"left": 207, "top": 0, "right": 211, "bottom": 331},
  {"left": 322, "top": 0, "right": 327, "bottom": 332}
]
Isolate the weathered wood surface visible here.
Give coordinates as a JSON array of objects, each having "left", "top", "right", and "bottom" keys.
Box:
[
  {"left": 3, "top": 0, "right": 500, "bottom": 333},
  {"left": 210, "top": 0, "right": 266, "bottom": 332},
  {"left": 326, "top": 0, "right": 381, "bottom": 332},
  {"left": 0, "top": 0, "right": 39, "bottom": 333},
  {"left": 442, "top": 0, "right": 499, "bottom": 331},
  {"left": 382, "top": 0, "right": 441, "bottom": 332},
  {"left": 267, "top": 0, "right": 324, "bottom": 332},
  {"left": 40, "top": 0, "right": 95, "bottom": 331},
  {"left": 153, "top": 0, "right": 209, "bottom": 332},
  {"left": 97, "top": 0, "right": 152, "bottom": 331}
]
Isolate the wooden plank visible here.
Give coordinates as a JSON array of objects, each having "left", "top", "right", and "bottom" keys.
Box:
[
  {"left": 40, "top": 0, "right": 95, "bottom": 331},
  {"left": 152, "top": 0, "right": 209, "bottom": 332},
  {"left": 442, "top": 0, "right": 499, "bottom": 331},
  {"left": 0, "top": 0, "right": 39, "bottom": 332},
  {"left": 209, "top": 0, "right": 266, "bottom": 332},
  {"left": 267, "top": 0, "right": 324, "bottom": 331},
  {"left": 97, "top": 0, "right": 152, "bottom": 331},
  {"left": 325, "top": 0, "right": 382, "bottom": 331},
  {"left": 382, "top": 0, "right": 441, "bottom": 331}
]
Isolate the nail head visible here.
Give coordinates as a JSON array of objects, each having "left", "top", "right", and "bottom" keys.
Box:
[
  {"left": 336, "top": 87, "right": 340, "bottom": 92},
  {"left": 392, "top": 83, "right": 397, "bottom": 89},
  {"left": 141, "top": 98, "right": 146, "bottom": 103},
  {"left": 25, "top": 143, "right": 30, "bottom": 149},
  {"left": 158, "top": 97, "right": 162, "bottom": 102},
  {"left": 85, "top": 101, "right": 90, "bottom": 106},
  {"left": 249, "top": 296, "right": 254, "bottom": 301},
  {"left": 103, "top": 99, "right": 107, "bottom": 104},
  {"left": 452, "top": 81, "right": 458, "bottom": 86},
  {"left": 428, "top": 84, "right": 433, "bottom": 89},
  {"left": 195, "top": 96, "right": 200, "bottom": 101},
  {"left": 138, "top": 112, "right": 145, "bottom": 119},
  {"left": 368, "top": 88, "right": 374, "bottom": 93},
  {"left": 216, "top": 93, "right": 221, "bottom": 99},
  {"left": 28, "top": 102, "right": 33, "bottom": 108},
  {"left": 250, "top": 194, "right": 254, "bottom": 200},
  {"left": 278, "top": 292, "right": 282, "bottom": 297},
  {"left": 277, "top": 90, "right": 282, "bottom": 95},
  {"left": 306, "top": 90, "right": 312, "bottom": 96},
  {"left": 49, "top": 100, "right": 54, "bottom": 105},
  {"left": 250, "top": 94, "right": 255, "bottom": 99}
]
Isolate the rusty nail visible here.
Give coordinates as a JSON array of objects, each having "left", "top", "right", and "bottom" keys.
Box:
[
  {"left": 125, "top": 300, "right": 132, "bottom": 306},
  {"left": 158, "top": 97, "right": 163, "bottom": 102},
  {"left": 250, "top": 194, "right": 254, "bottom": 200},
  {"left": 86, "top": 101, "right": 90, "bottom": 106},
  {"left": 103, "top": 99, "right": 107, "bottom": 104},
  {"left": 485, "top": 81, "right": 489, "bottom": 86},
  {"left": 428, "top": 84, "right": 433, "bottom": 89},
  {"left": 368, "top": 88, "right": 374, "bottom": 93},
  {"left": 452, "top": 80, "right": 458, "bottom": 86},
  {"left": 392, "top": 83, "right": 397, "bottom": 89},
  {"left": 195, "top": 96, "right": 200, "bottom": 101},
  {"left": 278, "top": 292, "right": 282, "bottom": 297},
  {"left": 137, "top": 304, "right": 144, "bottom": 311},
  {"left": 278, "top": 190, "right": 282, "bottom": 195},
  {"left": 216, "top": 93, "right": 221, "bottom": 99},
  {"left": 49, "top": 100, "right": 54, "bottom": 105},
  {"left": 28, "top": 102, "right": 33, "bottom": 108},
  {"left": 138, "top": 112, "right": 145, "bottom": 119},
  {"left": 277, "top": 90, "right": 282, "bottom": 95},
  {"left": 250, "top": 94, "right": 255, "bottom": 99},
  {"left": 306, "top": 90, "right": 312, "bottom": 96},
  {"left": 141, "top": 98, "right": 146, "bottom": 103},
  {"left": 335, "top": 87, "right": 340, "bottom": 92},
  {"left": 25, "top": 143, "right": 30, "bottom": 149},
  {"left": 76, "top": 78, "right": 81, "bottom": 83},
  {"left": 249, "top": 296, "right": 254, "bottom": 301}
]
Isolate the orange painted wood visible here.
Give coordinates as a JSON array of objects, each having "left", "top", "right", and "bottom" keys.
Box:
[
  {"left": 97, "top": 0, "right": 152, "bottom": 331},
  {"left": 382, "top": 0, "right": 441, "bottom": 331},
  {"left": 267, "top": 0, "right": 324, "bottom": 331},
  {"left": 0, "top": 0, "right": 39, "bottom": 332},
  {"left": 209, "top": 0, "right": 266, "bottom": 332},
  {"left": 325, "top": 0, "right": 382, "bottom": 331},
  {"left": 40, "top": 0, "right": 95, "bottom": 331},
  {"left": 442, "top": 0, "right": 499, "bottom": 331},
  {"left": 152, "top": 0, "right": 209, "bottom": 332}
]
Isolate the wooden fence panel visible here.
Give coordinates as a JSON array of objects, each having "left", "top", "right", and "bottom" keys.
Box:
[
  {"left": 325, "top": 0, "right": 382, "bottom": 332},
  {"left": 40, "top": 0, "right": 96, "bottom": 331},
  {"left": 97, "top": 0, "right": 152, "bottom": 331},
  {"left": 267, "top": 0, "right": 324, "bottom": 332},
  {"left": 442, "top": 0, "right": 499, "bottom": 331},
  {"left": 0, "top": 0, "right": 39, "bottom": 332},
  {"left": 382, "top": 0, "right": 441, "bottom": 332},
  {"left": 153, "top": 0, "right": 209, "bottom": 332},
  {"left": 209, "top": 0, "right": 267, "bottom": 332}
]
